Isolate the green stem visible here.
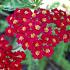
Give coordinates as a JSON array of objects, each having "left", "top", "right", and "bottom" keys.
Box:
[
  {"left": 25, "top": 50, "right": 33, "bottom": 70},
  {"left": 38, "top": 57, "right": 47, "bottom": 70}
]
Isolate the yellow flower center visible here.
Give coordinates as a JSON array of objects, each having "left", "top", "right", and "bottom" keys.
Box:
[
  {"left": 35, "top": 51, "right": 40, "bottom": 56},
  {"left": 52, "top": 38, "right": 56, "bottom": 43},
  {"left": 8, "top": 29, "right": 11, "bottom": 33},
  {"left": 22, "top": 26, "right": 26, "bottom": 31},
  {"left": 35, "top": 25, "right": 40, "bottom": 30},
  {"left": 35, "top": 43, "right": 39, "bottom": 47},
  {"left": 32, "top": 13, "right": 36, "bottom": 17},
  {"left": 28, "top": 23, "right": 33, "bottom": 27},
  {"left": 25, "top": 42, "right": 29, "bottom": 48},
  {"left": 24, "top": 11, "right": 28, "bottom": 14},
  {"left": 19, "top": 36, "right": 24, "bottom": 41},
  {"left": 42, "top": 18, "right": 46, "bottom": 22},
  {"left": 31, "top": 33, "right": 35, "bottom": 38},
  {"left": 46, "top": 37, "right": 49, "bottom": 41},
  {"left": 44, "top": 27, "right": 49, "bottom": 32},
  {"left": 42, "top": 10, "right": 46, "bottom": 14},
  {"left": 13, "top": 20, "right": 18, "bottom": 24},
  {"left": 23, "top": 18, "right": 27, "bottom": 22},
  {"left": 45, "top": 49, "right": 50, "bottom": 53},
  {"left": 53, "top": 17, "right": 57, "bottom": 20},
  {"left": 61, "top": 22, "right": 64, "bottom": 26},
  {"left": 67, "top": 18, "right": 70, "bottom": 22}
]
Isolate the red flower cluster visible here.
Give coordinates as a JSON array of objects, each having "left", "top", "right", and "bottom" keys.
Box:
[
  {"left": 6, "top": 8, "right": 70, "bottom": 59},
  {"left": 0, "top": 35, "right": 26, "bottom": 70}
]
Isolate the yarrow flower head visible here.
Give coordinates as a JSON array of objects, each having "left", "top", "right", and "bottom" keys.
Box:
[
  {"left": 0, "top": 35, "right": 26, "bottom": 70},
  {"left": 6, "top": 8, "right": 70, "bottom": 59}
]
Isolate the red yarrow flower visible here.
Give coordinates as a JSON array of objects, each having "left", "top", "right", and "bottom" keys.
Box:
[
  {"left": 6, "top": 8, "right": 70, "bottom": 59},
  {"left": 5, "top": 26, "right": 15, "bottom": 37}
]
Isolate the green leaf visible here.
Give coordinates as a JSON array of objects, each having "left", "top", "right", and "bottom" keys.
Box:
[
  {"left": 38, "top": 57, "right": 47, "bottom": 70},
  {"left": 2, "top": 0, "right": 42, "bottom": 11},
  {"left": 60, "top": 58, "right": 70, "bottom": 70},
  {"left": 0, "top": 20, "right": 8, "bottom": 32},
  {"left": 52, "top": 41, "right": 67, "bottom": 64}
]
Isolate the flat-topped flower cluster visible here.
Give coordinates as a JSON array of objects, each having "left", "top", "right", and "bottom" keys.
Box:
[
  {"left": 6, "top": 8, "right": 70, "bottom": 59},
  {"left": 0, "top": 35, "right": 26, "bottom": 70}
]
